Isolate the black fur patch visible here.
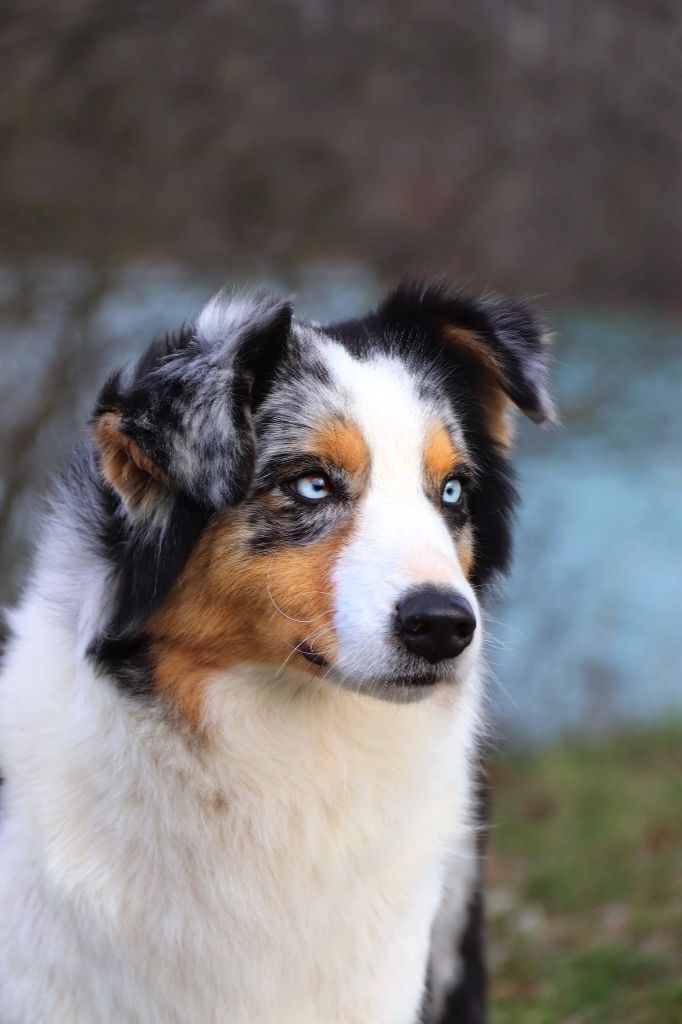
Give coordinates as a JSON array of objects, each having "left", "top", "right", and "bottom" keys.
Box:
[
  {"left": 432, "top": 885, "right": 487, "bottom": 1024},
  {"left": 453, "top": 380, "right": 518, "bottom": 587},
  {"left": 101, "top": 490, "right": 212, "bottom": 639},
  {"left": 0, "top": 612, "right": 6, "bottom": 789},
  {"left": 88, "top": 633, "right": 156, "bottom": 699},
  {"left": 376, "top": 281, "right": 554, "bottom": 425},
  {"left": 423, "top": 774, "right": 490, "bottom": 1024},
  {"left": 247, "top": 498, "right": 347, "bottom": 554},
  {"left": 0, "top": 611, "right": 10, "bottom": 671}
]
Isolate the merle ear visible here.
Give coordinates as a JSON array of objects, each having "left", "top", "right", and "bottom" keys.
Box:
[
  {"left": 379, "top": 282, "right": 557, "bottom": 441},
  {"left": 92, "top": 291, "right": 293, "bottom": 519}
]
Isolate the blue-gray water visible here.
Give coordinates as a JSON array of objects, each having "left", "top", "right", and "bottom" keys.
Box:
[{"left": 1, "top": 262, "right": 680, "bottom": 739}]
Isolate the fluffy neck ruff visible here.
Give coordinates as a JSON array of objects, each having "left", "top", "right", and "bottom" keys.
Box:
[{"left": 1, "top": 590, "right": 481, "bottom": 1022}]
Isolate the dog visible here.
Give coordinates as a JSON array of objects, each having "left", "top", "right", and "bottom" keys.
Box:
[{"left": 0, "top": 281, "right": 553, "bottom": 1024}]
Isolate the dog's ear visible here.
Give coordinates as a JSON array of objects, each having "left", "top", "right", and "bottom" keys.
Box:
[
  {"left": 89, "top": 291, "right": 293, "bottom": 636},
  {"left": 92, "top": 291, "right": 293, "bottom": 520},
  {"left": 378, "top": 282, "right": 556, "bottom": 447}
]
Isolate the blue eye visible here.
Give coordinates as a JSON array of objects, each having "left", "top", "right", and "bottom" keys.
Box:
[
  {"left": 292, "top": 473, "right": 333, "bottom": 501},
  {"left": 442, "top": 478, "right": 463, "bottom": 505}
]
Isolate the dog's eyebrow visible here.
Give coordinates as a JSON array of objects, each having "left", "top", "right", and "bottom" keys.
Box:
[
  {"left": 423, "top": 424, "right": 469, "bottom": 482},
  {"left": 306, "top": 418, "right": 370, "bottom": 477},
  {"left": 252, "top": 418, "right": 370, "bottom": 492}
]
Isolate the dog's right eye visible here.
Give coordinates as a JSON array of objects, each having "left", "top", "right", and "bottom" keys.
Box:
[{"left": 288, "top": 473, "right": 333, "bottom": 502}]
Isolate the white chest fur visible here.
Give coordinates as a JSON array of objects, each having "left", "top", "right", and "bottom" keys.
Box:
[{"left": 0, "top": 602, "right": 481, "bottom": 1024}]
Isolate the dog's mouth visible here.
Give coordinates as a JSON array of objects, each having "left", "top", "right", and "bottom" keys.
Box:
[
  {"left": 296, "top": 642, "right": 449, "bottom": 698},
  {"left": 298, "top": 642, "right": 329, "bottom": 669},
  {"left": 377, "top": 672, "right": 439, "bottom": 688},
  {"left": 297, "top": 642, "right": 442, "bottom": 690}
]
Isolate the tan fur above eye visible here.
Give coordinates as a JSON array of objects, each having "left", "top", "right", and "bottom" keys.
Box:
[
  {"left": 307, "top": 418, "right": 370, "bottom": 481},
  {"left": 92, "top": 412, "right": 171, "bottom": 514},
  {"left": 424, "top": 424, "right": 461, "bottom": 487}
]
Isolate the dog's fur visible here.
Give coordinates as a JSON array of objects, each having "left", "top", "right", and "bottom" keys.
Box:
[{"left": 0, "top": 282, "right": 553, "bottom": 1024}]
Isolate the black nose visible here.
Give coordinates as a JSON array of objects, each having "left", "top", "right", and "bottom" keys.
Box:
[{"left": 396, "top": 587, "right": 476, "bottom": 664}]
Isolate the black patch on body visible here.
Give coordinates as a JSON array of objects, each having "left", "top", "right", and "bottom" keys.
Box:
[
  {"left": 88, "top": 633, "right": 156, "bottom": 699},
  {"left": 422, "top": 775, "right": 490, "bottom": 1024},
  {"left": 430, "top": 885, "right": 487, "bottom": 1024}
]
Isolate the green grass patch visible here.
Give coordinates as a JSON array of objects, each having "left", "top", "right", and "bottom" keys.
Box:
[{"left": 488, "top": 723, "right": 682, "bottom": 1023}]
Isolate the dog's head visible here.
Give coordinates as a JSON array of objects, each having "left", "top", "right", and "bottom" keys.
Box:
[{"left": 89, "top": 283, "right": 553, "bottom": 723}]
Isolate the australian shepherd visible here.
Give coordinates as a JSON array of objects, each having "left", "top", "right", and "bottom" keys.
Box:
[{"left": 0, "top": 282, "right": 554, "bottom": 1023}]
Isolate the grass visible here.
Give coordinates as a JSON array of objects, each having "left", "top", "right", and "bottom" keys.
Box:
[{"left": 487, "top": 723, "right": 682, "bottom": 1023}]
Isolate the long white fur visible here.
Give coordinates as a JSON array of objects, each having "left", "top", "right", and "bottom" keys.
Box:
[{"left": 0, "top": 320, "right": 484, "bottom": 1024}]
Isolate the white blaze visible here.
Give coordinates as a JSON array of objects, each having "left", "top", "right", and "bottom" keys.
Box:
[{"left": 320, "top": 342, "right": 480, "bottom": 684}]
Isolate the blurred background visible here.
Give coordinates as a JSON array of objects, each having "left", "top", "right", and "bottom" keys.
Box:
[{"left": 1, "top": 2, "right": 680, "bottom": 1019}]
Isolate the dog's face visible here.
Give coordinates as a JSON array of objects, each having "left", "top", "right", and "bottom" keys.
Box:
[{"left": 89, "top": 285, "right": 554, "bottom": 724}]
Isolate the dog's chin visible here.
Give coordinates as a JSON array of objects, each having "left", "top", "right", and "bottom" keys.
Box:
[
  {"left": 296, "top": 647, "right": 459, "bottom": 703},
  {"left": 295, "top": 641, "right": 473, "bottom": 704},
  {"left": 348, "top": 675, "right": 449, "bottom": 704}
]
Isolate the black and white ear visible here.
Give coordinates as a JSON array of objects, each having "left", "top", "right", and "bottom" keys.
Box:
[
  {"left": 379, "top": 282, "right": 557, "bottom": 441},
  {"left": 92, "top": 291, "right": 293, "bottom": 520}
]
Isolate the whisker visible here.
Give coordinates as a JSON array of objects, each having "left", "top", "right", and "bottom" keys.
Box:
[
  {"left": 483, "top": 662, "right": 519, "bottom": 711},
  {"left": 282, "top": 623, "right": 334, "bottom": 657},
  {"left": 265, "top": 564, "right": 334, "bottom": 624},
  {"left": 483, "top": 631, "right": 516, "bottom": 655},
  {"left": 275, "top": 624, "right": 335, "bottom": 679},
  {"left": 482, "top": 613, "right": 528, "bottom": 641}
]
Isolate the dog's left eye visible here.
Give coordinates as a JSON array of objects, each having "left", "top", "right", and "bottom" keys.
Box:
[
  {"left": 442, "top": 478, "right": 463, "bottom": 505},
  {"left": 290, "top": 473, "right": 333, "bottom": 502}
]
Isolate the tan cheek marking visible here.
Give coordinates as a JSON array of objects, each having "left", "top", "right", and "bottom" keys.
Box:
[
  {"left": 442, "top": 325, "right": 516, "bottom": 451},
  {"left": 262, "top": 524, "right": 353, "bottom": 664},
  {"left": 147, "top": 516, "right": 269, "bottom": 728},
  {"left": 147, "top": 512, "right": 353, "bottom": 728},
  {"left": 151, "top": 646, "right": 225, "bottom": 731},
  {"left": 307, "top": 418, "right": 370, "bottom": 480}
]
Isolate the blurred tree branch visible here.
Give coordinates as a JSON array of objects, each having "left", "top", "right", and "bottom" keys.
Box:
[
  {"left": 0, "top": 267, "right": 111, "bottom": 608},
  {"left": 0, "top": 0, "right": 679, "bottom": 306}
]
